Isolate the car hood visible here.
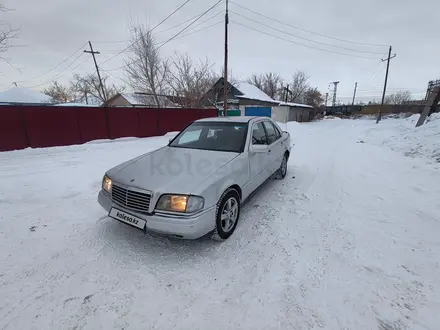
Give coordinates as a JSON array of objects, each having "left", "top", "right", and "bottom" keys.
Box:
[{"left": 109, "top": 146, "right": 238, "bottom": 194}]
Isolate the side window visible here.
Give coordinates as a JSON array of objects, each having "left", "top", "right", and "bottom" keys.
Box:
[
  {"left": 252, "top": 122, "right": 267, "bottom": 145},
  {"left": 262, "top": 121, "right": 280, "bottom": 144},
  {"left": 273, "top": 124, "right": 282, "bottom": 139}
]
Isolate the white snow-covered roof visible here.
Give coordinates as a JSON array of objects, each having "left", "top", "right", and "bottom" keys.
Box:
[
  {"left": 121, "top": 93, "right": 144, "bottom": 105},
  {"left": 56, "top": 103, "right": 99, "bottom": 107},
  {"left": 0, "top": 87, "right": 51, "bottom": 104},
  {"left": 235, "top": 82, "right": 277, "bottom": 103},
  {"left": 71, "top": 95, "right": 103, "bottom": 106},
  {"left": 278, "top": 101, "right": 313, "bottom": 109},
  {"left": 121, "top": 93, "right": 177, "bottom": 107}
]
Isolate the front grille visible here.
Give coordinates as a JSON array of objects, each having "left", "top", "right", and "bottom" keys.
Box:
[{"left": 111, "top": 184, "right": 151, "bottom": 214}]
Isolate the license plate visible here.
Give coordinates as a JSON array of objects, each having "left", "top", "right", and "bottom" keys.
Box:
[{"left": 109, "top": 208, "right": 146, "bottom": 230}]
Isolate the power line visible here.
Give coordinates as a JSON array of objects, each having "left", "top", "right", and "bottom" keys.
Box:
[
  {"left": 230, "top": 21, "right": 382, "bottom": 60},
  {"left": 99, "top": 0, "right": 192, "bottom": 66},
  {"left": 229, "top": 1, "right": 388, "bottom": 47},
  {"left": 101, "top": 4, "right": 223, "bottom": 72},
  {"left": 27, "top": 52, "right": 84, "bottom": 88},
  {"left": 15, "top": 42, "right": 88, "bottom": 83},
  {"left": 91, "top": 8, "right": 224, "bottom": 46},
  {"left": 101, "top": 21, "right": 222, "bottom": 72},
  {"left": 157, "top": 0, "right": 223, "bottom": 49},
  {"left": 157, "top": 10, "right": 223, "bottom": 35},
  {"left": 99, "top": 11, "right": 224, "bottom": 57},
  {"left": 27, "top": 56, "right": 90, "bottom": 89},
  {"left": 230, "top": 10, "right": 385, "bottom": 55}
]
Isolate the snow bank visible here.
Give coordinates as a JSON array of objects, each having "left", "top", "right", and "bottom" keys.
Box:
[
  {"left": 426, "top": 112, "right": 440, "bottom": 123},
  {"left": 362, "top": 113, "right": 440, "bottom": 163}
]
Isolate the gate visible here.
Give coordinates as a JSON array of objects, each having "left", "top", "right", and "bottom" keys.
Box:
[{"left": 244, "top": 107, "right": 272, "bottom": 117}]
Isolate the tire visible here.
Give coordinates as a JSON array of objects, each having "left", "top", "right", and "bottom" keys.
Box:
[
  {"left": 211, "top": 189, "right": 241, "bottom": 241},
  {"left": 275, "top": 154, "right": 288, "bottom": 180}
]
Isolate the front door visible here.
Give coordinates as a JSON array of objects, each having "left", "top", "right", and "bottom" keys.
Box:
[{"left": 249, "top": 121, "right": 271, "bottom": 190}]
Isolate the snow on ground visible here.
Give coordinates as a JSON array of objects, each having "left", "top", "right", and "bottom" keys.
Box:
[
  {"left": 1, "top": 118, "right": 440, "bottom": 329},
  {"left": 360, "top": 113, "right": 440, "bottom": 163}
]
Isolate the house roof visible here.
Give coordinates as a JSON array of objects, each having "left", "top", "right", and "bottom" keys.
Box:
[
  {"left": 120, "top": 93, "right": 177, "bottom": 107},
  {"left": 0, "top": 87, "right": 51, "bottom": 104},
  {"left": 56, "top": 103, "right": 99, "bottom": 107},
  {"left": 278, "top": 101, "right": 313, "bottom": 109},
  {"left": 235, "top": 82, "right": 278, "bottom": 103},
  {"left": 69, "top": 95, "right": 103, "bottom": 106}
]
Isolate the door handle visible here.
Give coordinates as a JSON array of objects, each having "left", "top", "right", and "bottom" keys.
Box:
[{"left": 268, "top": 149, "right": 271, "bottom": 153}]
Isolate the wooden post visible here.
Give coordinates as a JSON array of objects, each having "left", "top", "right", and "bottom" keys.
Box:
[{"left": 416, "top": 87, "right": 440, "bottom": 127}]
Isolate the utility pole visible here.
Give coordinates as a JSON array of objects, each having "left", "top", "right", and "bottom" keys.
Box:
[
  {"left": 84, "top": 41, "right": 110, "bottom": 138},
  {"left": 285, "top": 84, "right": 290, "bottom": 103},
  {"left": 352, "top": 82, "right": 358, "bottom": 105},
  {"left": 332, "top": 81, "right": 339, "bottom": 106},
  {"left": 84, "top": 41, "right": 107, "bottom": 102},
  {"left": 325, "top": 93, "right": 329, "bottom": 107},
  {"left": 222, "top": 0, "right": 229, "bottom": 116},
  {"left": 376, "top": 46, "right": 396, "bottom": 123}
]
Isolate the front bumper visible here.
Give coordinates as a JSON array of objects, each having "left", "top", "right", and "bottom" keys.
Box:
[{"left": 98, "top": 190, "right": 215, "bottom": 239}]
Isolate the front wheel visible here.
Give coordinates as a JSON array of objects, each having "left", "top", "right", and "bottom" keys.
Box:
[{"left": 211, "top": 189, "right": 240, "bottom": 241}]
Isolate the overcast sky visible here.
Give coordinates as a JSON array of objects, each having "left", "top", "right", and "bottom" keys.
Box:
[{"left": 0, "top": 0, "right": 438, "bottom": 103}]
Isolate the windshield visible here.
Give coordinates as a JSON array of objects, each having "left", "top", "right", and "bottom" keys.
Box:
[{"left": 169, "top": 121, "right": 248, "bottom": 153}]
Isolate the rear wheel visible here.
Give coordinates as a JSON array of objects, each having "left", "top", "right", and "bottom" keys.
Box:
[
  {"left": 276, "top": 154, "right": 288, "bottom": 179},
  {"left": 211, "top": 189, "right": 240, "bottom": 241}
]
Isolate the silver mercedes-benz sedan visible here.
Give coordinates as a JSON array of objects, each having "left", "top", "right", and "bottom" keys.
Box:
[{"left": 98, "top": 116, "right": 291, "bottom": 240}]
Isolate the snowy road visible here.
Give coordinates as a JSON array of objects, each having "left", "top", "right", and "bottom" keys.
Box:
[{"left": 1, "top": 118, "right": 439, "bottom": 329}]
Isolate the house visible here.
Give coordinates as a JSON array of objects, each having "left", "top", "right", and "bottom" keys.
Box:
[
  {"left": 105, "top": 93, "right": 177, "bottom": 108},
  {"left": 0, "top": 87, "right": 51, "bottom": 105},
  {"left": 272, "top": 101, "right": 314, "bottom": 123},
  {"left": 201, "top": 78, "right": 280, "bottom": 117}
]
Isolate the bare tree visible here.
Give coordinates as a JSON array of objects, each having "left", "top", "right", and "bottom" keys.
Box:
[
  {"left": 247, "top": 72, "right": 283, "bottom": 99},
  {"left": 288, "top": 70, "right": 310, "bottom": 103},
  {"left": 384, "top": 90, "right": 412, "bottom": 105},
  {"left": 168, "top": 53, "right": 215, "bottom": 107},
  {"left": 247, "top": 73, "right": 264, "bottom": 91},
  {"left": 1, "top": 4, "right": 20, "bottom": 65},
  {"left": 263, "top": 72, "right": 283, "bottom": 99},
  {"left": 70, "top": 73, "right": 123, "bottom": 103},
  {"left": 124, "top": 23, "right": 169, "bottom": 107},
  {"left": 43, "top": 81, "right": 73, "bottom": 103},
  {"left": 303, "top": 87, "right": 324, "bottom": 108}
]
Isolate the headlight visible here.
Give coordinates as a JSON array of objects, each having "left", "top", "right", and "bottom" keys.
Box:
[
  {"left": 102, "top": 175, "right": 112, "bottom": 193},
  {"left": 155, "top": 195, "right": 204, "bottom": 213}
]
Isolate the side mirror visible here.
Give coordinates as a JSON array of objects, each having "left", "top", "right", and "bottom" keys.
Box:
[{"left": 251, "top": 144, "right": 268, "bottom": 154}]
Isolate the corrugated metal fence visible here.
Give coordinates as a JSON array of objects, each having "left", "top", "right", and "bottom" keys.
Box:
[{"left": 0, "top": 105, "right": 217, "bottom": 152}]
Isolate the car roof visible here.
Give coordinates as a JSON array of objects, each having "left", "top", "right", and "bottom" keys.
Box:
[{"left": 195, "top": 116, "right": 267, "bottom": 123}]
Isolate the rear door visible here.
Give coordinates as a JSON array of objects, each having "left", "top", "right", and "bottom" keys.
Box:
[{"left": 262, "top": 120, "right": 284, "bottom": 173}]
